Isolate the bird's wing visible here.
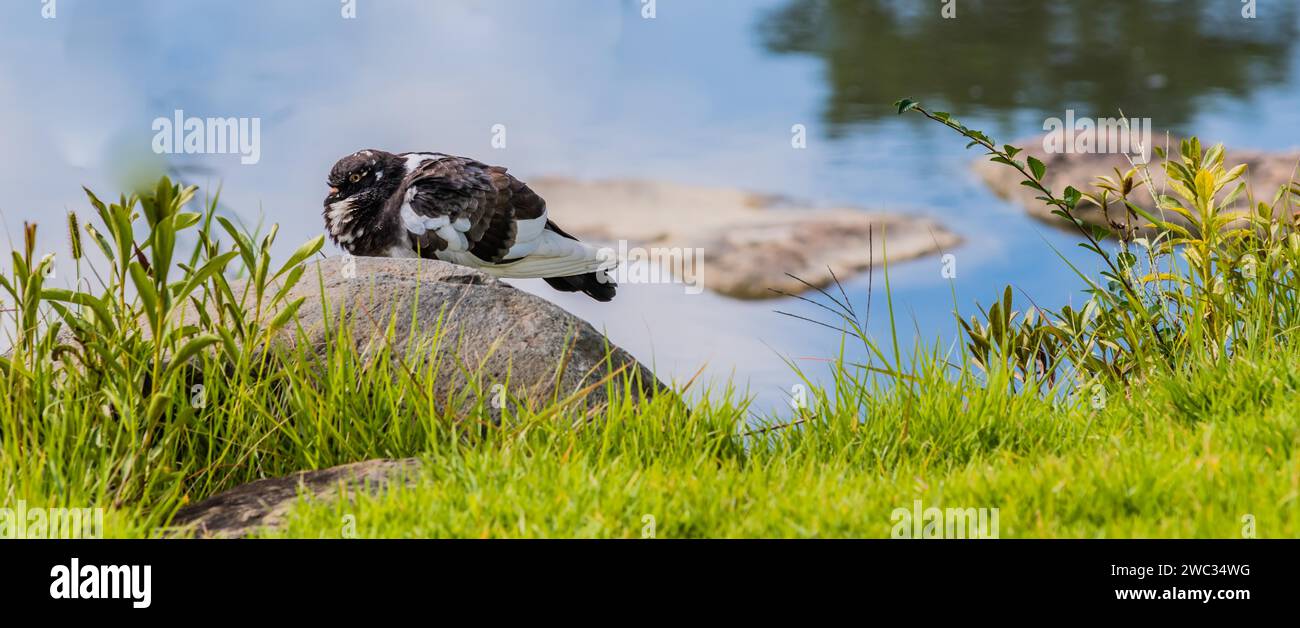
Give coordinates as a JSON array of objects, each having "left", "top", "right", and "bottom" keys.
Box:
[{"left": 394, "top": 156, "right": 545, "bottom": 263}]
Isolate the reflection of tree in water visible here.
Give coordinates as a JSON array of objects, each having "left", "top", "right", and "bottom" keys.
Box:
[{"left": 759, "top": 0, "right": 1297, "bottom": 130}]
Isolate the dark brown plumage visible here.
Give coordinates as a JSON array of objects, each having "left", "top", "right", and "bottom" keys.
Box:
[{"left": 323, "top": 150, "right": 615, "bottom": 301}]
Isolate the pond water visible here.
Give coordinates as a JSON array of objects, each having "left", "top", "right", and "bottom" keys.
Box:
[{"left": 2, "top": 0, "right": 1297, "bottom": 412}]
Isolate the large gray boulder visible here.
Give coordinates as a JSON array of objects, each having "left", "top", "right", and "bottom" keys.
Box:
[
  {"left": 247, "top": 256, "right": 662, "bottom": 413},
  {"left": 166, "top": 259, "right": 662, "bottom": 537}
]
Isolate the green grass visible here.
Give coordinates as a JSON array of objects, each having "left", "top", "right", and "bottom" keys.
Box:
[
  {"left": 263, "top": 342, "right": 1300, "bottom": 538},
  {"left": 4, "top": 116, "right": 1300, "bottom": 539}
]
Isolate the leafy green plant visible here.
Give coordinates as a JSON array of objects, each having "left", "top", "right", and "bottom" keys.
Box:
[
  {"left": 1, "top": 177, "right": 322, "bottom": 510},
  {"left": 895, "top": 99, "right": 1300, "bottom": 395}
]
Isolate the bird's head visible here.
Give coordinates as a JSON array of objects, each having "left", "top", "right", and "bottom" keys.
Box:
[{"left": 323, "top": 149, "right": 403, "bottom": 238}]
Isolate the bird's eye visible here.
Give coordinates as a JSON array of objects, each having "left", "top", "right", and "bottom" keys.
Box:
[{"left": 349, "top": 173, "right": 362, "bottom": 183}]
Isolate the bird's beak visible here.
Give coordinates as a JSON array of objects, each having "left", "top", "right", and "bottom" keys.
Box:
[{"left": 329, "top": 187, "right": 339, "bottom": 196}]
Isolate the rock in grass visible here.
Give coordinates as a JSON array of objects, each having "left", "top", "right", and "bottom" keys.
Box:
[
  {"left": 168, "top": 260, "right": 662, "bottom": 537},
  {"left": 239, "top": 256, "right": 662, "bottom": 413},
  {"left": 529, "top": 178, "right": 960, "bottom": 300},
  {"left": 974, "top": 135, "right": 1300, "bottom": 233},
  {"left": 170, "top": 458, "right": 418, "bottom": 538}
]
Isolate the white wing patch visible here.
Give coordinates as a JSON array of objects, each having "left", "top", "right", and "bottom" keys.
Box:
[
  {"left": 436, "top": 224, "right": 469, "bottom": 251},
  {"left": 403, "top": 153, "right": 439, "bottom": 174},
  {"left": 439, "top": 230, "right": 604, "bottom": 278},
  {"left": 399, "top": 186, "right": 473, "bottom": 253},
  {"left": 503, "top": 215, "right": 549, "bottom": 258},
  {"left": 515, "top": 215, "right": 546, "bottom": 241},
  {"left": 401, "top": 196, "right": 450, "bottom": 235}
]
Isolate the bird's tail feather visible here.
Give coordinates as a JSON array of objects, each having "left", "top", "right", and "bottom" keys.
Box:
[
  {"left": 476, "top": 231, "right": 612, "bottom": 279},
  {"left": 439, "top": 224, "right": 618, "bottom": 301},
  {"left": 545, "top": 272, "right": 617, "bottom": 302}
]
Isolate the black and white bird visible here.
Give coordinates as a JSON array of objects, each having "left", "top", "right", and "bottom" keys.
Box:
[{"left": 323, "top": 150, "right": 616, "bottom": 301}]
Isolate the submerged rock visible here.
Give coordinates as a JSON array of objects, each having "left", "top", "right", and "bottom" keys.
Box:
[
  {"left": 529, "top": 178, "right": 960, "bottom": 300},
  {"left": 975, "top": 135, "right": 1300, "bottom": 232}
]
